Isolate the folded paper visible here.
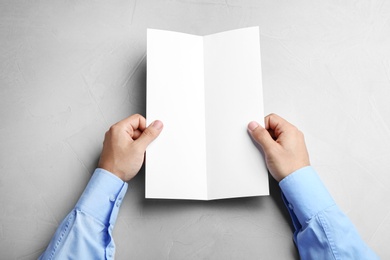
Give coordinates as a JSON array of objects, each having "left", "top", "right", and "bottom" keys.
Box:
[{"left": 146, "top": 27, "right": 269, "bottom": 200}]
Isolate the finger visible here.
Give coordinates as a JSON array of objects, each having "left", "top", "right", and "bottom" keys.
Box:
[
  {"left": 248, "top": 121, "right": 276, "bottom": 152},
  {"left": 135, "top": 120, "right": 164, "bottom": 150},
  {"left": 132, "top": 129, "right": 143, "bottom": 139},
  {"left": 265, "top": 113, "right": 289, "bottom": 130},
  {"left": 116, "top": 114, "right": 146, "bottom": 132},
  {"left": 264, "top": 113, "right": 294, "bottom": 137}
]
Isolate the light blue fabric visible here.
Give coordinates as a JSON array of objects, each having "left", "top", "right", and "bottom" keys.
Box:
[
  {"left": 280, "top": 166, "right": 379, "bottom": 260},
  {"left": 40, "top": 166, "right": 378, "bottom": 259},
  {"left": 39, "top": 168, "right": 128, "bottom": 260}
]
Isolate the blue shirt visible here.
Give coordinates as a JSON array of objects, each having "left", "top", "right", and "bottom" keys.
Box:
[
  {"left": 280, "top": 166, "right": 378, "bottom": 259},
  {"left": 39, "top": 167, "right": 378, "bottom": 259},
  {"left": 39, "top": 169, "right": 128, "bottom": 260}
]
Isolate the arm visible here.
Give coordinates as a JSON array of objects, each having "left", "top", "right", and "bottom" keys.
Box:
[
  {"left": 248, "top": 114, "right": 378, "bottom": 260},
  {"left": 39, "top": 114, "right": 163, "bottom": 260}
]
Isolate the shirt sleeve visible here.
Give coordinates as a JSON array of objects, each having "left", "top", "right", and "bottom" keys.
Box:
[
  {"left": 39, "top": 168, "right": 128, "bottom": 260},
  {"left": 279, "top": 166, "right": 379, "bottom": 260}
]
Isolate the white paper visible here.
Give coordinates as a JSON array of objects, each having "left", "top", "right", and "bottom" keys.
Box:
[{"left": 146, "top": 27, "right": 269, "bottom": 200}]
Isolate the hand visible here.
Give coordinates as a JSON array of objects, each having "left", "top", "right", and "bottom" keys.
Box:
[
  {"left": 98, "top": 114, "right": 163, "bottom": 182},
  {"left": 247, "top": 113, "right": 310, "bottom": 182}
]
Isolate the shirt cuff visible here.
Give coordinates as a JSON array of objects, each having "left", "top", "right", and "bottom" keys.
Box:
[
  {"left": 75, "top": 168, "right": 128, "bottom": 226},
  {"left": 279, "top": 166, "right": 335, "bottom": 226}
]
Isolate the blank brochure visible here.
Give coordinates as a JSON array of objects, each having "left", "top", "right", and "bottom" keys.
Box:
[{"left": 146, "top": 26, "right": 269, "bottom": 200}]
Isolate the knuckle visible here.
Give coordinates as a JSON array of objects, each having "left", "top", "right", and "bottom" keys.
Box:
[
  {"left": 265, "top": 113, "right": 274, "bottom": 122},
  {"left": 131, "top": 113, "right": 145, "bottom": 122},
  {"left": 294, "top": 127, "right": 304, "bottom": 138},
  {"left": 290, "top": 125, "right": 298, "bottom": 132},
  {"left": 268, "top": 113, "right": 277, "bottom": 118},
  {"left": 108, "top": 125, "right": 116, "bottom": 132},
  {"left": 267, "top": 113, "right": 279, "bottom": 121},
  {"left": 109, "top": 124, "right": 121, "bottom": 133}
]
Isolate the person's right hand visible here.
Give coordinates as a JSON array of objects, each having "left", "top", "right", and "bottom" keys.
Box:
[{"left": 247, "top": 113, "right": 310, "bottom": 182}]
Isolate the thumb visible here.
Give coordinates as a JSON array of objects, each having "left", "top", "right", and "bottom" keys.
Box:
[
  {"left": 136, "top": 120, "right": 163, "bottom": 150},
  {"left": 248, "top": 121, "right": 275, "bottom": 152}
]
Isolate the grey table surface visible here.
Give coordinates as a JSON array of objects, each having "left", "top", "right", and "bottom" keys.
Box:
[{"left": 1, "top": 0, "right": 389, "bottom": 259}]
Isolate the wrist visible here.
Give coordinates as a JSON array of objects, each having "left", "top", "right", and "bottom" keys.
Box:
[
  {"left": 278, "top": 162, "right": 311, "bottom": 182},
  {"left": 98, "top": 163, "right": 126, "bottom": 182}
]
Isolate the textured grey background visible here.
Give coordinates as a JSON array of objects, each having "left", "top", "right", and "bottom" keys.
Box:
[{"left": 1, "top": 0, "right": 389, "bottom": 259}]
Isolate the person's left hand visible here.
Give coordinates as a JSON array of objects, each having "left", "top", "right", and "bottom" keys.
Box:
[{"left": 98, "top": 114, "right": 163, "bottom": 182}]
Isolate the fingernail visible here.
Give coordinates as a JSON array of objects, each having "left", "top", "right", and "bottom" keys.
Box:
[
  {"left": 248, "top": 121, "right": 259, "bottom": 131},
  {"left": 152, "top": 120, "right": 163, "bottom": 130}
]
